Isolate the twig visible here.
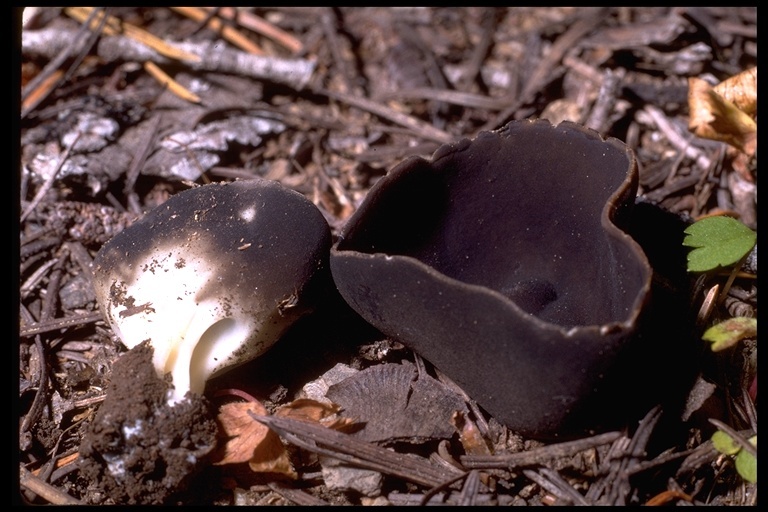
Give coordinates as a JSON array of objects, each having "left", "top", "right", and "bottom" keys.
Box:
[
  {"left": 419, "top": 471, "right": 473, "bottom": 506},
  {"left": 249, "top": 413, "right": 461, "bottom": 488},
  {"left": 717, "top": 252, "right": 750, "bottom": 305},
  {"left": 177, "top": 6, "right": 221, "bottom": 38},
  {"left": 307, "top": 141, "right": 354, "bottom": 216},
  {"left": 19, "top": 466, "right": 82, "bottom": 505},
  {"left": 643, "top": 174, "right": 702, "bottom": 203},
  {"left": 20, "top": 7, "right": 103, "bottom": 118},
  {"left": 59, "top": 8, "right": 111, "bottom": 87},
  {"left": 625, "top": 446, "right": 700, "bottom": 476},
  {"left": 65, "top": 241, "right": 97, "bottom": 286},
  {"left": 64, "top": 7, "right": 201, "bottom": 62},
  {"left": 124, "top": 114, "right": 162, "bottom": 202},
  {"left": 461, "top": 430, "right": 622, "bottom": 469},
  {"left": 49, "top": 456, "right": 82, "bottom": 486},
  {"left": 675, "top": 440, "right": 719, "bottom": 480},
  {"left": 20, "top": 259, "right": 58, "bottom": 299},
  {"left": 210, "top": 7, "right": 304, "bottom": 54},
  {"left": 457, "top": 469, "right": 483, "bottom": 506},
  {"left": 738, "top": 386, "right": 758, "bottom": 433},
  {"left": 20, "top": 311, "right": 105, "bottom": 339},
  {"left": 389, "top": 491, "right": 512, "bottom": 506},
  {"left": 266, "top": 481, "right": 330, "bottom": 506},
  {"left": 24, "top": 28, "right": 316, "bottom": 90},
  {"left": 590, "top": 406, "right": 664, "bottom": 505},
  {"left": 523, "top": 467, "right": 590, "bottom": 505},
  {"left": 644, "top": 487, "right": 695, "bottom": 506},
  {"left": 71, "top": 394, "right": 107, "bottom": 409},
  {"left": 314, "top": 87, "right": 454, "bottom": 144},
  {"left": 40, "top": 250, "right": 67, "bottom": 321},
  {"left": 393, "top": 20, "right": 452, "bottom": 123},
  {"left": 562, "top": 54, "right": 603, "bottom": 84},
  {"left": 375, "top": 87, "right": 511, "bottom": 110},
  {"left": 20, "top": 132, "right": 81, "bottom": 223},
  {"left": 585, "top": 67, "right": 625, "bottom": 134},
  {"left": 20, "top": 336, "right": 48, "bottom": 436},
  {"left": 171, "top": 7, "right": 265, "bottom": 55},
  {"left": 456, "top": 8, "right": 499, "bottom": 92},
  {"left": 481, "top": 8, "right": 606, "bottom": 131},
  {"left": 353, "top": 141, "right": 439, "bottom": 163},
  {"left": 21, "top": 70, "right": 64, "bottom": 119},
  {"left": 167, "top": 40, "right": 315, "bottom": 88},
  {"left": 639, "top": 105, "right": 712, "bottom": 170},
  {"left": 20, "top": 253, "right": 49, "bottom": 279},
  {"left": 320, "top": 9, "right": 358, "bottom": 95},
  {"left": 20, "top": 235, "right": 59, "bottom": 261},
  {"left": 143, "top": 61, "right": 201, "bottom": 104},
  {"left": 708, "top": 419, "right": 757, "bottom": 458}
]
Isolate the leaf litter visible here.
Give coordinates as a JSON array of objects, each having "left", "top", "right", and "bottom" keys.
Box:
[{"left": 19, "top": 6, "right": 757, "bottom": 506}]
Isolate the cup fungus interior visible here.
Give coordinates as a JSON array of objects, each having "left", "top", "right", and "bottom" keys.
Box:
[
  {"left": 331, "top": 119, "right": 655, "bottom": 437},
  {"left": 336, "top": 120, "right": 649, "bottom": 329}
]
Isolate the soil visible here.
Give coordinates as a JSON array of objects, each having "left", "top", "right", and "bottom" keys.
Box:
[
  {"left": 18, "top": 7, "right": 756, "bottom": 506},
  {"left": 77, "top": 342, "right": 218, "bottom": 505}
]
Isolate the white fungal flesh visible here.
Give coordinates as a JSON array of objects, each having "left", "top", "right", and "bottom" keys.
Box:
[{"left": 101, "top": 248, "right": 271, "bottom": 403}]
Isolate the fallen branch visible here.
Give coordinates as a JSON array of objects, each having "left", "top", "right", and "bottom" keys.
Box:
[
  {"left": 250, "top": 413, "right": 462, "bottom": 488},
  {"left": 23, "top": 28, "right": 316, "bottom": 90}
]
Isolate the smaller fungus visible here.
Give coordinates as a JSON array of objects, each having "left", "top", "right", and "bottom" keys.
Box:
[{"left": 92, "top": 179, "right": 331, "bottom": 404}]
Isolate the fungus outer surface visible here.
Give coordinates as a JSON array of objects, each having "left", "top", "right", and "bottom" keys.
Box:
[
  {"left": 93, "top": 179, "right": 331, "bottom": 403},
  {"left": 330, "top": 119, "right": 653, "bottom": 437}
]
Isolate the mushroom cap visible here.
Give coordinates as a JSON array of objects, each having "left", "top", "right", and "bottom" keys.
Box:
[
  {"left": 330, "top": 119, "right": 653, "bottom": 438},
  {"left": 93, "top": 178, "right": 331, "bottom": 402}
]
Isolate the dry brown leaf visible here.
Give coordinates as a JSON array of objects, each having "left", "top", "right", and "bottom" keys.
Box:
[
  {"left": 714, "top": 66, "right": 757, "bottom": 116},
  {"left": 276, "top": 398, "right": 341, "bottom": 422},
  {"left": 214, "top": 398, "right": 354, "bottom": 478},
  {"left": 688, "top": 76, "right": 757, "bottom": 156},
  {"left": 451, "top": 411, "right": 492, "bottom": 457},
  {"left": 214, "top": 401, "right": 296, "bottom": 478},
  {"left": 730, "top": 150, "right": 755, "bottom": 184},
  {"left": 276, "top": 398, "right": 357, "bottom": 431},
  {"left": 215, "top": 401, "right": 270, "bottom": 465},
  {"left": 324, "top": 362, "right": 469, "bottom": 443},
  {"left": 247, "top": 428, "right": 297, "bottom": 478}
]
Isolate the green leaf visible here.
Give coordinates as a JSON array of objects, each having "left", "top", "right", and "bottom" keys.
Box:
[
  {"left": 712, "top": 430, "right": 741, "bottom": 455},
  {"left": 712, "top": 432, "right": 757, "bottom": 483},
  {"left": 702, "top": 317, "right": 758, "bottom": 352},
  {"left": 683, "top": 216, "right": 756, "bottom": 272},
  {"left": 734, "top": 436, "right": 757, "bottom": 483}
]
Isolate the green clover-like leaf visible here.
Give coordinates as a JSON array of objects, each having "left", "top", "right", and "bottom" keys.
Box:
[
  {"left": 702, "top": 317, "right": 757, "bottom": 352},
  {"left": 712, "top": 430, "right": 741, "bottom": 455},
  {"left": 712, "top": 431, "right": 757, "bottom": 483},
  {"left": 734, "top": 436, "right": 757, "bottom": 484},
  {"left": 683, "top": 216, "right": 756, "bottom": 273}
]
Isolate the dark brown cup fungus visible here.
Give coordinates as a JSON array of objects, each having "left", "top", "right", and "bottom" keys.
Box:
[
  {"left": 92, "top": 178, "right": 331, "bottom": 403},
  {"left": 330, "top": 119, "right": 656, "bottom": 438}
]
